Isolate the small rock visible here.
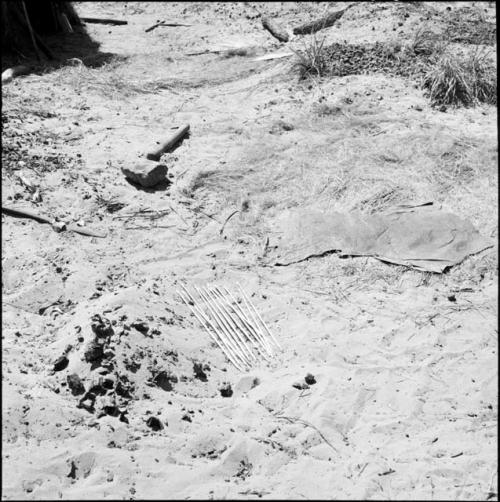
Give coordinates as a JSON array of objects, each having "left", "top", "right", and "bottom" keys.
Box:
[
  {"left": 447, "top": 294, "right": 456, "bottom": 302},
  {"left": 52, "top": 221, "right": 67, "bottom": 233},
  {"left": 84, "top": 340, "right": 103, "bottom": 363},
  {"left": 67, "top": 373, "right": 85, "bottom": 396},
  {"left": 292, "top": 382, "right": 309, "bottom": 390},
  {"left": 91, "top": 315, "right": 114, "bottom": 339},
  {"left": 146, "top": 416, "right": 164, "bottom": 431},
  {"left": 121, "top": 161, "right": 168, "bottom": 188},
  {"left": 153, "top": 371, "right": 178, "bottom": 391},
  {"left": 53, "top": 355, "right": 69, "bottom": 372},
  {"left": 131, "top": 320, "right": 149, "bottom": 334},
  {"left": 304, "top": 373, "right": 316, "bottom": 385},
  {"left": 220, "top": 383, "right": 233, "bottom": 398},
  {"left": 181, "top": 414, "right": 192, "bottom": 422},
  {"left": 78, "top": 398, "right": 95, "bottom": 413}
]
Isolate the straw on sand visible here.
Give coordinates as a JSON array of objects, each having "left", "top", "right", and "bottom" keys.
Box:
[{"left": 177, "top": 283, "right": 279, "bottom": 371}]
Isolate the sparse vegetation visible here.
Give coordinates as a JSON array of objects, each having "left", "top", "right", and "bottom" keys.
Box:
[
  {"left": 294, "top": 24, "right": 496, "bottom": 109},
  {"left": 423, "top": 46, "right": 496, "bottom": 107},
  {"left": 293, "top": 34, "right": 330, "bottom": 79},
  {"left": 406, "top": 27, "right": 447, "bottom": 57}
]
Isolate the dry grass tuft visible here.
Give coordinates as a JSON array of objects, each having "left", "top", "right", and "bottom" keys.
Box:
[
  {"left": 179, "top": 168, "right": 246, "bottom": 199},
  {"left": 423, "top": 47, "right": 497, "bottom": 107},
  {"left": 293, "top": 34, "right": 331, "bottom": 79},
  {"left": 406, "top": 27, "right": 448, "bottom": 57}
]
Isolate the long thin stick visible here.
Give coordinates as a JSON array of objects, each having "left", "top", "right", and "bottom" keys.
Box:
[
  {"left": 212, "top": 287, "right": 273, "bottom": 360},
  {"left": 220, "top": 286, "right": 274, "bottom": 355},
  {"left": 203, "top": 286, "right": 257, "bottom": 362},
  {"left": 238, "top": 283, "right": 282, "bottom": 350},
  {"left": 180, "top": 285, "right": 248, "bottom": 369},
  {"left": 21, "top": 1, "right": 41, "bottom": 62},
  {"left": 180, "top": 284, "right": 246, "bottom": 368},
  {"left": 211, "top": 286, "right": 264, "bottom": 351},
  {"left": 178, "top": 291, "right": 243, "bottom": 371},
  {"left": 224, "top": 288, "right": 274, "bottom": 356},
  {"left": 232, "top": 285, "right": 275, "bottom": 352},
  {"left": 179, "top": 289, "right": 237, "bottom": 367},
  {"left": 190, "top": 285, "right": 250, "bottom": 368},
  {"left": 195, "top": 286, "right": 253, "bottom": 366},
  {"left": 207, "top": 286, "right": 269, "bottom": 361}
]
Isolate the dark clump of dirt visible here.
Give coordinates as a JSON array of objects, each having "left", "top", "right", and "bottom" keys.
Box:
[
  {"left": 220, "top": 383, "right": 233, "bottom": 397},
  {"left": 153, "top": 371, "right": 178, "bottom": 391},
  {"left": 84, "top": 340, "right": 104, "bottom": 364},
  {"left": 131, "top": 319, "right": 149, "bottom": 334},
  {"left": 91, "top": 314, "right": 114, "bottom": 338},
  {"left": 193, "top": 362, "right": 208, "bottom": 382},
  {"left": 304, "top": 373, "right": 316, "bottom": 385},
  {"left": 53, "top": 355, "right": 69, "bottom": 372},
  {"left": 67, "top": 373, "right": 86, "bottom": 396},
  {"left": 146, "top": 416, "right": 164, "bottom": 431}
]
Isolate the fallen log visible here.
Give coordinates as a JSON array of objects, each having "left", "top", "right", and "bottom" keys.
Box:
[
  {"left": 146, "top": 124, "right": 190, "bottom": 161},
  {"left": 293, "top": 5, "right": 352, "bottom": 35},
  {"left": 262, "top": 16, "right": 289, "bottom": 42},
  {"left": 80, "top": 17, "right": 128, "bottom": 25}
]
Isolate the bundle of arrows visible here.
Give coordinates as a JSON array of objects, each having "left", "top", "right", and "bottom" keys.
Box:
[{"left": 178, "top": 284, "right": 281, "bottom": 371}]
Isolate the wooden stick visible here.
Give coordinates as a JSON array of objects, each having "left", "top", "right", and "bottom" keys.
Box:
[
  {"left": 180, "top": 286, "right": 247, "bottom": 369},
  {"left": 178, "top": 291, "right": 243, "bottom": 371},
  {"left": 219, "top": 286, "right": 274, "bottom": 355},
  {"left": 292, "top": 5, "right": 352, "bottom": 35},
  {"left": 183, "top": 284, "right": 249, "bottom": 369},
  {"left": 196, "top": 286, "right": 253, "bottom": 366},
  {"left": 80, "top": 17, "right": 128, "bottom": 25},
  {"left": 146, "top": 21, "right": 192, "bottom": 32},
  {"left": 146, "top": 124, "right": 190, "bottom": 161},
  {"left": 219, "top": 210, "right": 239, "bottom": 236},
  {"left": 229, "top": 285, "right": 274, "bottom": 352},
  {"left": 212, "top": 287, "right": 273, "bottom": 360},
  {"left": 2, "top": 206, "right": 106, "bottom": 238},
  {"left": 237, "top": 283, "right": 282, "bottom": 350},
  {"left": 262, "top": 16, "right": 289, "bottom": 42},
  {"left": 205, "top": 286, "right": 259, "bottom": 362},
  {"left": 180, "top": 285, "right": 246, "bottom": 368},
  {"left": 60, "top": 13, "right": 73, "bottom": 33},
  {"left": 145, "top": 20, "right": 165, "bottom": 33},
  {"left": 21, "top": 1, "right": 41, "bottom": 62}
]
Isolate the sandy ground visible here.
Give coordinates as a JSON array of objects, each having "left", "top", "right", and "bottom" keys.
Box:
[{"left": 1, "top": 2, "right": 498, "bottom": 500}]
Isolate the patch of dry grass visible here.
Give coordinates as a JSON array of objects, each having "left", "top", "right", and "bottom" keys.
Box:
[
  {"left": 293, "top": 34, "right": 331, "bottom": 79},
  {"left": 406, "top": 27, "right": 448, "bottom": 57},
  {"left": 423, "top": 46, "right": 497, "bottom": 107}
]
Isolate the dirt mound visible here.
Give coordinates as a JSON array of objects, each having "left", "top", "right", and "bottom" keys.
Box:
[
  {"left": 323, "top": 42, "right": 433, "bottom": 80},
  {"left": 51, "top": 311, "right": 216, "bottom": 426}
]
